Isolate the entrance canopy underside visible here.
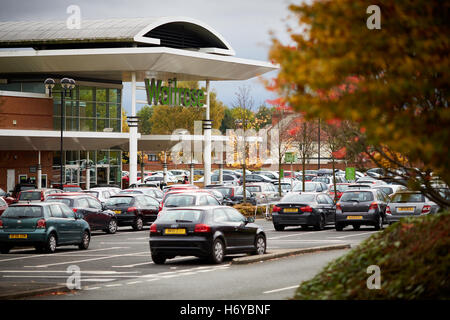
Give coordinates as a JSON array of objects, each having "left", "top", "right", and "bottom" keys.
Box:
[
  {"left": 0, "top": 130, "right": 260, "bottom": 152},
  {"left": 0, "top": 47, "right": 277, "bottom": 82}
]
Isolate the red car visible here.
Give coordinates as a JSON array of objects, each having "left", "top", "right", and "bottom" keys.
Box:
[
  {"left": 328, "top": 183, "right": 351, "bottom": 201},
  {"left": 0, "top": 197, "right": 8, "bottom": 215}
]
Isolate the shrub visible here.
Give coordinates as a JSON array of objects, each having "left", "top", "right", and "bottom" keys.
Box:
[{"left": 294, "top": 211, "right": 450, "bottom": 300}]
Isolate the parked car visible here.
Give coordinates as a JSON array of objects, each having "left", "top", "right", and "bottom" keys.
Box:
[
  {"left": 207, "top": 185, "right": 257, "bottom": 206},
  {"left": 17, "top": 188, "right": 60, "bottom": 203},
  {"left": 273, "top": 181, "right": 296, "bottom": 196},
  {"left": 272, "top": 192, "right": 336, "bottom": 231},
  {"left": 0, "top": 188, "right": 15, "bottom": 205},
  {"left": 51, "top": 184, "right": 82, "bottom": 192},
  {"left": 292, "top": 181, "right": 329, "bottom": 193},
  {"left": 240, "top": 174, "right": 276, "bottom": 185},
  {"left": 296, "top": 174, "right": 317, "bottom": 182},
  {"left": 371, "top": 185, "right": 407, "bottom": 197},
  {"left": 45, "top": 193, "right": 118, "bottom": 234},
  {"left": 386, "top": 191, "right": 439, "bottom": 224},
  {"left": 366, "top": 168, "right": 385, "bottom": 179},
  {"left": 256, "top": 171, "right": 279, "bottom": 180},
  {"left": 355, "top": 177, "right": 387, "bottom": 185},
  {"left": 245, "top": 183, "right": 281, "bottom": 204},
  {"left": 120, "top": 188, "right": 163, "bottom": 202},
  {"left": 160, "top": 191, "right": 220, "bottom": 213},
  {"left": 196, "top": 174, "right": 240, "bottom": 185},
  {"left": 335, "top": 189, "right": 389, "bottom": 231},
  {"left": 328, "top": 183, "right": 351, "bottom": 201},
  {"left": 206, "top": 189, "right": 224, "bottom": 204},
  {"left": 163, "top": 184, "right": 199, "bottom": 193},
  {"left": 129, "top": 182, "right": 159, "bottom": 189},
  {"left": 0, "top": 198, "right": 8, "bottom": 215},
  {"left": 0, "top": 202, "right": 90, "bottom": 254},
  {"left": 11, "top": 183, "right": 37, "bottom": 199},
  {"left": 149, "top": 206, "right": 266, "bottom": 264},
  {"left": 82, "top": 188, "right": 112, "bottom": 203},
  {"left": 103, "top": 194, "right": 160, "bottom": 231}
]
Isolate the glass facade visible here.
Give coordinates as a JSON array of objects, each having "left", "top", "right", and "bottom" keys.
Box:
[{"left": 52, "top": 84, "right": 122, "bottom": 133}]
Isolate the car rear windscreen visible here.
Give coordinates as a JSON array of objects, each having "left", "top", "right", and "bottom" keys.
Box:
[
  {"left": 64, "top": 187, "right": 82, "bottom": 192},
  {"left": 331, "top": 184, "right": 350, "bottom": 192},
  {"left": 164, "top": 195, "right": 196, "bottom": 207},
  {"left": 45, "top": 198, "right": 72, "bottom": 207},
  {"left": 105, "top": 197, "right": 134, "bottom": 206},
  {"left": 246, "top": 186, "right": 261, "bottom": 193},
  {"left": 391, "top": 193, "right": 425, "bottom": 203},
  {"left": 292, "top": 183, "right": 317, "bottom": 192},
  {"left": 19, "top": 191, "right": 41, "bottom": 201},
  {"left": 281, "top": 193, "right": 316, "bottom": 203},
  {"left": 157, "top": 210, "right": 203, "bottom": 223},
  {"left": 340, "top": 191, "right": 374, "bottom": 202},
  {"left": 2, "top": 206, "right": 43, "bottom": 218}
]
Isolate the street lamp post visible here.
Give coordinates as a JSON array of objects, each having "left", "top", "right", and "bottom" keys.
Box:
[{"left": 44, "top": 77, "right": 75, "bottom": 190}]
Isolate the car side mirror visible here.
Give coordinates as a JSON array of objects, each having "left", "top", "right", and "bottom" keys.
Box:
[
  {"left": 74, "top": 212, "right": 83, "bottom": 220},
  {"left": 245, "top": 217, "right": 255, "bottom": 224}
]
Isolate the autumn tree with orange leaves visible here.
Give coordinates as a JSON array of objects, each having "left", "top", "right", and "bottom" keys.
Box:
[{"left": 269, "top": 0, "right": 449, "bottom": 207}]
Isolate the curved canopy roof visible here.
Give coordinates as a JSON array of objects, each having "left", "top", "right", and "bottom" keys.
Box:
[{"left": 0, "top": 17, "right": 235, "bottom": 56}]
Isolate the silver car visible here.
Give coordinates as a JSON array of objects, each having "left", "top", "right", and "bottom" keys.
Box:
[
  {"left": 386, "top": 191, "right": 439, "bottom": 224},
  {"left": 245, "top": 183, "right": 281, "bottom": 204},
  {"left": 292, "top": 181, "right": 329, "bottom": 194}
]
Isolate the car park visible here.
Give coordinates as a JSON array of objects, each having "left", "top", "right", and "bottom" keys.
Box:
[
  {"left": 206, "top": 185, "right": 257, "bottom": 206},
  {"left": 104, "top": 194, "right": 160, "bottom": 230},
  {"left": 328, "top": 183, "right": 351, "bottom": 201},
  {"left": 272, "top": 192, "right": 336, "bottom": 231},
  {"left": 82, "top": 188, "right": 112, "bottom": 203},
  {"left": 292, "top": 181, "right": 329, "bottom": 193},
  {"left": 120, "top": 188, "right": 163, "bottom": 201},
  {"left": 196, "top": 174, "right": 240, "bottom": 185},
  {"left": 149, "top": 206, "right": 266, "bottom": 264},
  {"left": 371, "top": 184, "right": 407, "bottom": 197},
  {"left": 257, "top": 171, "right": 279, "bottom": 180},
  {"left": 0, "top": 202, "right": 90, "bottom": 254},
  {"left": 245, "top": 183, "right": 281, "bottom": 204},
  {"left": 240, "top": 174, "right": 276, "bottom": 185},
  {"left": 335, "top": 189, "right": 389, "bottom": 231},
  {"left": 386, "top": 191, "right": 439, "bottom": 224},
  {"left": 273, "top": 181, "right": 297, "bottom": 196},
  {"left": 45, "top": 193, "right": 118, "bottom": 234},
  {"left": 17, "top": 188, "right": 60, "bottom": 203}
]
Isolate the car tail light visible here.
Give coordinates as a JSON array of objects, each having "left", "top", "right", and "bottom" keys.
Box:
[
  {"left": 386, "top": 206, "right": 392, "bottom": 215},
  {"left": 272, "top": 205, "right": 281, "bottom": 213},
  {"left": 41, "top": 193, "right": 45, "bottom": 201},
  {"left": 36, "top": 219, "right": 46, "bottom": 229},
  {"left": 369, "top": 202, "right": 378, "bottom": 212},
  {"left": 127, "top": 206, "right": 137, "bottom": 213},
  {"left": 0, "top": 219, "right": 3, "bottom": 229},
  {"left": 150, "top": 223, "right": 158, "bottom": 234},
  {"left": 194, "top": 224, "right": 211, "bottom": 233},
  {"left": 300, "top": 206, "right": 313, "bottom": 212},
  {"left": 421, "top": 205, "right": 431, "bottom": 215},
  {"left": 72, "top": 208, "right": 78, "bottom": 213},
  {"left": 230, "top": 188, "right": 235, "bottom": 197},
  {"left": 336, "top": 203, "right": 342, "bottom": 214}
]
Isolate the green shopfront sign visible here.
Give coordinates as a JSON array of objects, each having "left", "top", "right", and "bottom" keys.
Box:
[{"left": 145, "top": 78, "right": 205, "bottom": 107}]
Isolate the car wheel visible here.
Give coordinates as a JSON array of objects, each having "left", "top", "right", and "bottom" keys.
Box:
[
  {"left": 152, "top": 254, "right": 166, "bottom": 265},
  {"left": 79, "top": 231, "right": 90, "bottom": 250},
  {"left": 314, "top": 214, "right": 325, "bottom": 231},
  {"left": 106, "top": 219, "right": 118, "bottom": 234},
  {"left": 0, "top": 245, "right": 11, "bottom": 254},
  {"left": 253, "top": 235, "right": 266, "bottom": 255},
  {"left": 374, "top": 214, "right": 383, "bottom": 230},
  {"left": 335, "top": 223, "right": 344, "bottom": 231},
  {"left": 274, "top": 224, "right": 285, "bottom": 231},
  {"left": 353, "top": 225, "right": 360, "bottom": 230},
  {"left": 45, "top": 233, "right": 57, "bottom": 253},
  {"left": 132, "top": 216, "right": 144, "bottom": 231},
  {"left": 210, "top": 238, "right": 225, "bottom": 264}
]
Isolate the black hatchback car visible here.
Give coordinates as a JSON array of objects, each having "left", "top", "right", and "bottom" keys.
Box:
[
  {"left": 335, "top": 189, "right": 389, "bottom": 231},
  {"left": 104, "top": 194, "right": 159, "bottom": 231},
  {"left": 45, "top": 193, "right": 118, "bottom": 234},
  {"left": 272, "top": 192, "right": 336, "bottom": 231},
  {"left": 206, "top": 185, "right": 257, "bottom": 206},
  {"left": 149, "top": 206, "right": 266, "bottom": 264}
]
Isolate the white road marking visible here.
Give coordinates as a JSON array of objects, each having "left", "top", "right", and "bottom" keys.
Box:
[
  {"left": 81, "top": 279, "right": 115, "bottom": 282},
  {"left": 331, "top": 232, "right": 374, "bottom": 239},
  {"left": 0, "top": 247, "right": 127, "bottom": 263},
  {"left": 112, "top": 261, "right": 154, "bottom": 268},
  {"left": 25, "top": 251, "right": 148, "bottom": 268},
  {"left": 268, "top": 230, "right": 330, "bottom": 240},
  {"left": 127, "top": 281, "right": 143, "bottom": 285},
  {"left": 84, "top": 286, "right": 101, "bottom": 290},
  {"left": 105, "top": 284, "right": 122, "bottom": 287},
  {"left": 263, "top": 285, "right": 299, "bottom": 294},
  {"left": 0, "top": 270, "right": 138, "bottom": 275},
  {"left": 269, "top": 239, "right": 345, "bottom": 242}
]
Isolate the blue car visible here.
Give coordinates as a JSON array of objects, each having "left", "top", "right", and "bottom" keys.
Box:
[{"left": 0, "top": 202, "right": 91, "bottom": 254}]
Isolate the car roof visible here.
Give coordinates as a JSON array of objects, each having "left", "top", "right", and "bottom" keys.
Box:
[
  {"left": 164, "top": 205, "right": 227, "bottom": 211},
  {"left": 47, "top": 193, "right": 96, "bottom": 198},
  {"left": 10, "top": 202, "right": 54, "bottom": 207}
]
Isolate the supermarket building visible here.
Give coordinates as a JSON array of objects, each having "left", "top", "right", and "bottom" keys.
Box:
[{"left": 0, "top": 17, "right": 276, "bottom": 192}]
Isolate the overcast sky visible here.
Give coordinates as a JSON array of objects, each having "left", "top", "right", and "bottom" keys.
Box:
[{"left": 0, "top": 0, "right": 296, "bottom": 113}]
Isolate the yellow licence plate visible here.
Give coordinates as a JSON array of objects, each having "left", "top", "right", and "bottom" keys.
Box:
[
  {"left": 9, "top": 234, "right": 27, "bottom": 239},
  {"left": 164, "top": 228, "right": 186, "bottom": 235},
  {"left": 397, "top": 207, "right": 414, "bottom": 212},
  {"left": 283, "top": 208, "right": 298, "bottom": 213},
  {"left": 114, "top": 210, "right": 121, "bottom": 214},
  {"left": 347, "top": 216, "right": 363, "bottom": 220}
]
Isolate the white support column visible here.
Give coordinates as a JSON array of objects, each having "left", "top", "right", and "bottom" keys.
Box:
[
  {"left": 163, "top": 152, "right": 168, "bottom": 185},
  {"left": 219, "top": 162, "right": 223, "bottom": 184},
  {"left": 129, "top": 72, "right": 138, "bottom": 186},
  {"left": 203, "top": 80, "right": 211, "bottom": 186},
  {"left": 85, "top": 151, "right": 90, "bottom": 190},
  {"left": 37, "top": 151, "right": 42, "bottom": 189}
]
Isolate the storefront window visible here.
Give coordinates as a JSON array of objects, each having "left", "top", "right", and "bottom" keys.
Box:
[{"left": 80, "top": 118, "right": 95, "bottom": 131}]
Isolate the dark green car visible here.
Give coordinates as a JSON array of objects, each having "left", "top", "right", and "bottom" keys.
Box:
[{"left": 0, "top": 203, "right": 91, "bottom": 254}]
